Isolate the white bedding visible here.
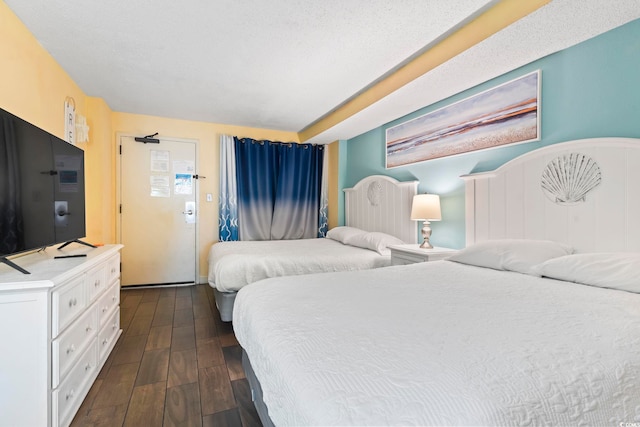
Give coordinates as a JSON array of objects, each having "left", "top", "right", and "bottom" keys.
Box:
[
  {"left": 233, "top": 260, "right": 640, "bottom": 426},
  {"left": 208, "top": 238, "right": 390, "bottom": 292}
]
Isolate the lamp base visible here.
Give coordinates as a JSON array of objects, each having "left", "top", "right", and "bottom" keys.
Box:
[{"left": 419, "top": 221, "right": 433, "bottom": 249}]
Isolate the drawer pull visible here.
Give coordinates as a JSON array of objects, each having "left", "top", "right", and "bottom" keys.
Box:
[
  {"left": 85, "top": 363, "right": 92, "bottom": 372},
  {"left": 102, "top": 306, "right": 108, "bottom": 313},
  {"left": 112, "top": 295, "right": 116, "bottom": 302},
  {"left": 66, "top": 344, "right": 75, "bottom": 355},
  {"left": 65, "top": 389, "right": 75, "bottom": 401},
  {"left": 102, "top": 338, "right": 109, "bottom": 346},
  {"left": 68, "top": 297, "right": 77, "bottom": 308},
  {"left": 112, "top": 322, "right": 117, "bottom": 330},
  {"left": 111, "top": 267, "right": 116, "bottom": 273},
  {"left": 94, "top": 279, "right": 100, "bottom": 287},
  {"left": 86, "top": 325, "right": 92, "bottom": 333}
]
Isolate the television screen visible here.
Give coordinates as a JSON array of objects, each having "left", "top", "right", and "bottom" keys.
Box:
[{"left": 0, "top": 107, "right": 86, "bottom": 261}]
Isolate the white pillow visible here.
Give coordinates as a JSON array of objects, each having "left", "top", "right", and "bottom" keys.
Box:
[
  {"left": 534, "top": 252, "right": 640, "bottom": 293},
  {"left": 326, "top": 226, "right": 366, "bottom": 244},
  {"left": 344, "top": 231, "right": 405, "bottom": 256},
  {"left": 448, "top": 239, "right": 574, "bottom": 275}
]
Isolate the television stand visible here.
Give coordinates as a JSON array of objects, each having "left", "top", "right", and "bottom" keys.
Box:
[
  {"left": 57, "top": 239, "right": 97, "bottom": 250},
  {"left": 0, "top": 244, "right": 123, "bottom": 426},
  {"left": 0, "top": 256, "right": 30, "bottom": 274}
]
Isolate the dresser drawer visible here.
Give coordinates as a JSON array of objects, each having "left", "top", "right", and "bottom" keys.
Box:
[
  {"left": 52, "top": 341, "right": 98, "bottom": 427},
  {"left": 97, "top": 280, "right": 120, "bottom": 328},
  {"left": 98, "top": 307, "right": 120, "bottom": 361},
  {"left": 86, "top": 263, "right": 108, "bottom": 303},
  {"left": 106, "top": 253, "right": 121, "bottom": 285},
  {"left": 52, "top": 275, "right": 87, "bottom": 336},
  {"left": 52, "top": 307, "right": 98, "bottom": 388}
]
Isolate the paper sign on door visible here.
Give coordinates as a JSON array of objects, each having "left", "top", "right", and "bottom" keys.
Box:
[{"left": 175, "top": 174, "right": 193, "bottom": 195}]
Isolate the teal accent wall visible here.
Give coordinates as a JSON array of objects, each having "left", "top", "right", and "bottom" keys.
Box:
[{"left": 341, "top": 18, "right": 640, "bottom": 249}]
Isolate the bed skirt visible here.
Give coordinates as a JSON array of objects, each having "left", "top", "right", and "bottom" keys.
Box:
[
  {"left": 242, "top": 349, "right": 275, "bottom": 427},
  {"left": 211, "top": 287, "right": 236, "bottom": 322}
]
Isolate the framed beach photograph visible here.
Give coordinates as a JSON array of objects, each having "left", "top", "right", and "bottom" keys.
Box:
[{"left": 386, "top": 70, "right": 541, "bottom": 168}]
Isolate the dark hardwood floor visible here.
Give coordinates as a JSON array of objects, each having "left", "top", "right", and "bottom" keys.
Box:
[{"left": 71, "top": 284, "right": 262, "bottom": 427}]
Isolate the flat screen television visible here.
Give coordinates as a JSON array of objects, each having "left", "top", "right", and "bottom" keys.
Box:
[{"left": 0, "top": 107, "right": 90, "bottom": 274}]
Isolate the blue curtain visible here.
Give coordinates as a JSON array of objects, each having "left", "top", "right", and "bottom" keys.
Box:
[
  {"left": 271, "top": 143, "right": 323, "bottom": 239},
  {"left": 318, "top": 147, "right": 328, "bottom": 237},
  {"left": 235, "top": 138, "right": 279, "bottom": 241},
  {"left": 234, "top": 137, "right": 324, "bottom": 241},
  {"left": 218, "top": 135, "right": 239, "bottom": 241}
]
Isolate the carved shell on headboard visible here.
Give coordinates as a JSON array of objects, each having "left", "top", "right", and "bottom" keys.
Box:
[
  {"left": 367, "top": 180, "right": 383, "bottom": 206},
  {"left": 540, "top": 153, "right": 602, "bottom": 205}
]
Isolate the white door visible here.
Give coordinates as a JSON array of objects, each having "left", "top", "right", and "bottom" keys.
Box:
[{"left": 118, "top": 135, "right": 198, "bottom": 287}]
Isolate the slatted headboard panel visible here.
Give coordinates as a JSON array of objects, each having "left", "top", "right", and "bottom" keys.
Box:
[
  {"left": 343, "top": 175, "right": 418, "bottom": 244},
  {"left": 462, "top": 137, "right": 640, "bottom": 253}
]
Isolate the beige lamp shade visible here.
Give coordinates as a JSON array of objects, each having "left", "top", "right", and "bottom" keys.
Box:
[{"left": 410, "top": 194, "right": 441, "bottom": 221}]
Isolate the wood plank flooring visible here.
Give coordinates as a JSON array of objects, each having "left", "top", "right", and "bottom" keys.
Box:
[{"left": 71, "top": 284, "right": 262, "bottom": 427}]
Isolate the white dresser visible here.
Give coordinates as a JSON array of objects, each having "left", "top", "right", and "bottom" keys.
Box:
[{"left": 0, "top": 244, "right": 123, "bottom": 427}]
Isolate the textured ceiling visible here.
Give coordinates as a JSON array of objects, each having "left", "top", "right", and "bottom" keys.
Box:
[
  {"left": 5, "top": 0, "right": 640, "bottom": 144},
  {"left": 303, "top": 0, "right": 640, "bottom": 144}
]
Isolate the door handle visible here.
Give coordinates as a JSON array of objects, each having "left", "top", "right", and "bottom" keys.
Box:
[{"left": 183, "top": 201, "right": 196, "bottom": 224}]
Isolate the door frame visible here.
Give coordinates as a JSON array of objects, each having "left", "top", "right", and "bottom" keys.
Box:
[{"left": 115, "top": 132, "right": 200, "bottom": 286}]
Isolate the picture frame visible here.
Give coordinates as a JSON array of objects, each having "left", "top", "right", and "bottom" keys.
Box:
[{"left": 385, "top": 70, "right": 541, "bottom": 168}]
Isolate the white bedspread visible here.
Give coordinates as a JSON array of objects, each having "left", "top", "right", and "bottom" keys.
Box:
[
  {"left": 233, "top": 261, "right": 640, "bottom": 426},
  {"left": 208, "top": 238, "right": 389, "bottom": 292}
]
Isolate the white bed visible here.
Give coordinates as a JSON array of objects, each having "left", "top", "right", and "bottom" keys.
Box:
[
  {"left": 232, "top": 137, "right": 640, "bottom": 426},
  {"left": 235, "top": 259, "right": 640, "bottom": 426},
  {"left": 209, "top": 175, "right": 418, "bottom": 321},
  {"left": 208, "top": 238, "right": 391, "bottom": 293}
]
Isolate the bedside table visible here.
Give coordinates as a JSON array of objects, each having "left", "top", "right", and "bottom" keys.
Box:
[{"left": 388, "top": 244, "right": 457, "bottom": 266}]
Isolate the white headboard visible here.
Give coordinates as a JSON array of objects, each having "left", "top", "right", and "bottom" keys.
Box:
[
  {"left": 344, "top": 175, "right": 418, "bottom": 244},
  {"left": 462, "top": 137, "right": 640, "bottom": 253}
]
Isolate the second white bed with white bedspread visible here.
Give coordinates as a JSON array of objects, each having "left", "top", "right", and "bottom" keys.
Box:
[{"left": 208, "top": 237, "right": 390, "bottom": 292}]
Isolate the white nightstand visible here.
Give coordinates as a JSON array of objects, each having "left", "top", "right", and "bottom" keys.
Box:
[{"left": 389, "top": 244, "right": 457, "bottom": 266}]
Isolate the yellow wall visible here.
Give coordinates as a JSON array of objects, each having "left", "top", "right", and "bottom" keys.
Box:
[
  {"left": 327, "top": 141, "right": 340, "bottom": 229},
  {"left": 85, "top": 97, "right": 115, "bottom": 245},
  {"left": 0, "top": 1, "right": 86, "bottom": 136}
]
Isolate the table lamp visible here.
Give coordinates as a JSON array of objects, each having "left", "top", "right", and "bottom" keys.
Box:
[{"left": 410, "top": 194, "right": 441, "bottom": 249}]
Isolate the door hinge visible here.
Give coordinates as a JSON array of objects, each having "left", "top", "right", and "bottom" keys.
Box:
[
  {"left": 119, "top": 204, "right": 122, "bottom": 214},
  {"left": 119, "top": 145, "right": 122, "bottom": 155}
]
